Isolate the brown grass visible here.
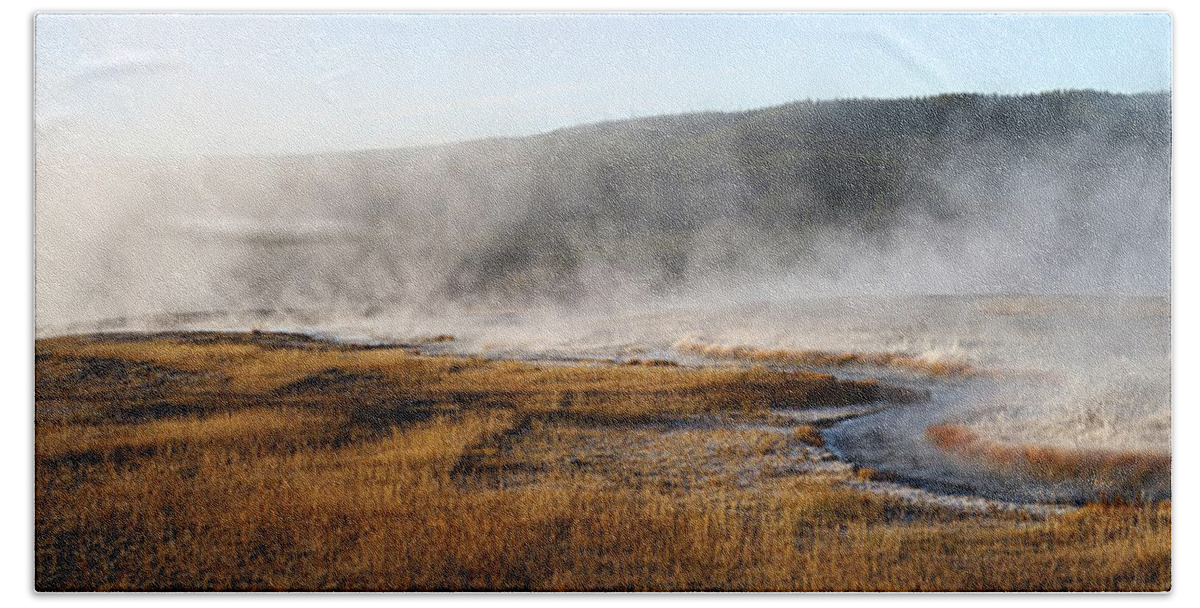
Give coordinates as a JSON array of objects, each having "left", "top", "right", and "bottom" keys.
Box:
[
  {"left": 925, "top": 423, "right": 1171, "bottom": 495},
  {"left": 35, "top": 332, "right": 1170, "bottom": 591},
  {"left": 791, "top": 424, "right": 825, "bottom": 447},
  {"left": 676, "top": 340, "right": 975, "bottom": 377},
  {"left": 624, "top": 358, "right": 679, "bottom": 367}
]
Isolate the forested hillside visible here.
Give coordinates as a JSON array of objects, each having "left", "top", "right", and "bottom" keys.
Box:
[{"left": 36, "top": 90, "right": 1171, "bottom": 325}]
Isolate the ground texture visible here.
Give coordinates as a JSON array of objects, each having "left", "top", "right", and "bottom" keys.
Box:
[{"left": 35, "top": 332, "right": 1170, "bottom": 591}]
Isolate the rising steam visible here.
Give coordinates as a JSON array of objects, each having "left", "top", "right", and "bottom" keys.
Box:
[{"left": 35, "top": 90, "right": 1171, "bottom": 502}]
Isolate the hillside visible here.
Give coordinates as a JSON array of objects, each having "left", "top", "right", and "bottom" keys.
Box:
[{"left": 35, "top": 90, "right": 1171, "bottom": 326}]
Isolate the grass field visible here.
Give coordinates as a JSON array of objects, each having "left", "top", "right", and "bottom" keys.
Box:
[{"left": 34, "top": 331, "right": 1170, "bottom": 591}]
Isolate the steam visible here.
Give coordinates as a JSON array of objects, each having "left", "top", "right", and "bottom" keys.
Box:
[
  {"left": 35, "top": 90, "right": 1171, "bottom": 501},
  {"left": 36, "top": 91, "right": 1169, "bottom": 325}
]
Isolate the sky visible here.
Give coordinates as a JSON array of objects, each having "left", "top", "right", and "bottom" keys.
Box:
[{"left": 35, "top": 12, "right": 1172, "bottom": 157}]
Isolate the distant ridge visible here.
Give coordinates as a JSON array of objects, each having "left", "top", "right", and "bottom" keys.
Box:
[{"left": 36, "top": 90, "right": 1171, "bottom": 324}]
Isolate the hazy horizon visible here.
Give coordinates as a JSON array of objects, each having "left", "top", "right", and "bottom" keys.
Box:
[
  {"left": 40, "top": 87, "right": 1175, "bottom": 164},
  {"left": 35, "top": 14, "right": 1172, "bottom": 331},
  {"left": 36, "top": 13, "right": 1172, "bottom": 158}
]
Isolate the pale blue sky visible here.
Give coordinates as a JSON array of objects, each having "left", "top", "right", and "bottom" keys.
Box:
[{"left": 35, "top": 13, "right": 1172, "bottom": 157}]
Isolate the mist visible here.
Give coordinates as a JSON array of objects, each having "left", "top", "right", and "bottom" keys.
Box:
[
  {"left": 36, "top": 90, "right": 1170, "bottom": 331},
  {"left": 35, "top": 90, "right": 1171, "bottom": 501}
]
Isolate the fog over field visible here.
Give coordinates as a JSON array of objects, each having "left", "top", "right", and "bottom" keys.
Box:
[
  {"left": 36, "top": 89, "right": 1171, "bottom": 499},
  {"left": 36, "top": 90, "right": 1169, "bottom": 326},
  {"left": 34, "top": 14, "right": 1179, "bottom": 593}
]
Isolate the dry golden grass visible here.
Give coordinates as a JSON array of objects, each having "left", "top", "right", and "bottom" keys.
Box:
[
  {"left": 35, "top": 331, "right": 1170, "bottom": 591},
  {"left": 925, "top": 423, "right": 1170, "bottom": 496},
  {"left": 676, "top": 339, "right": 975, "bottom": 377},
  {"left": 791, "top": 424, "right": 825, "bottom": 447}
]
